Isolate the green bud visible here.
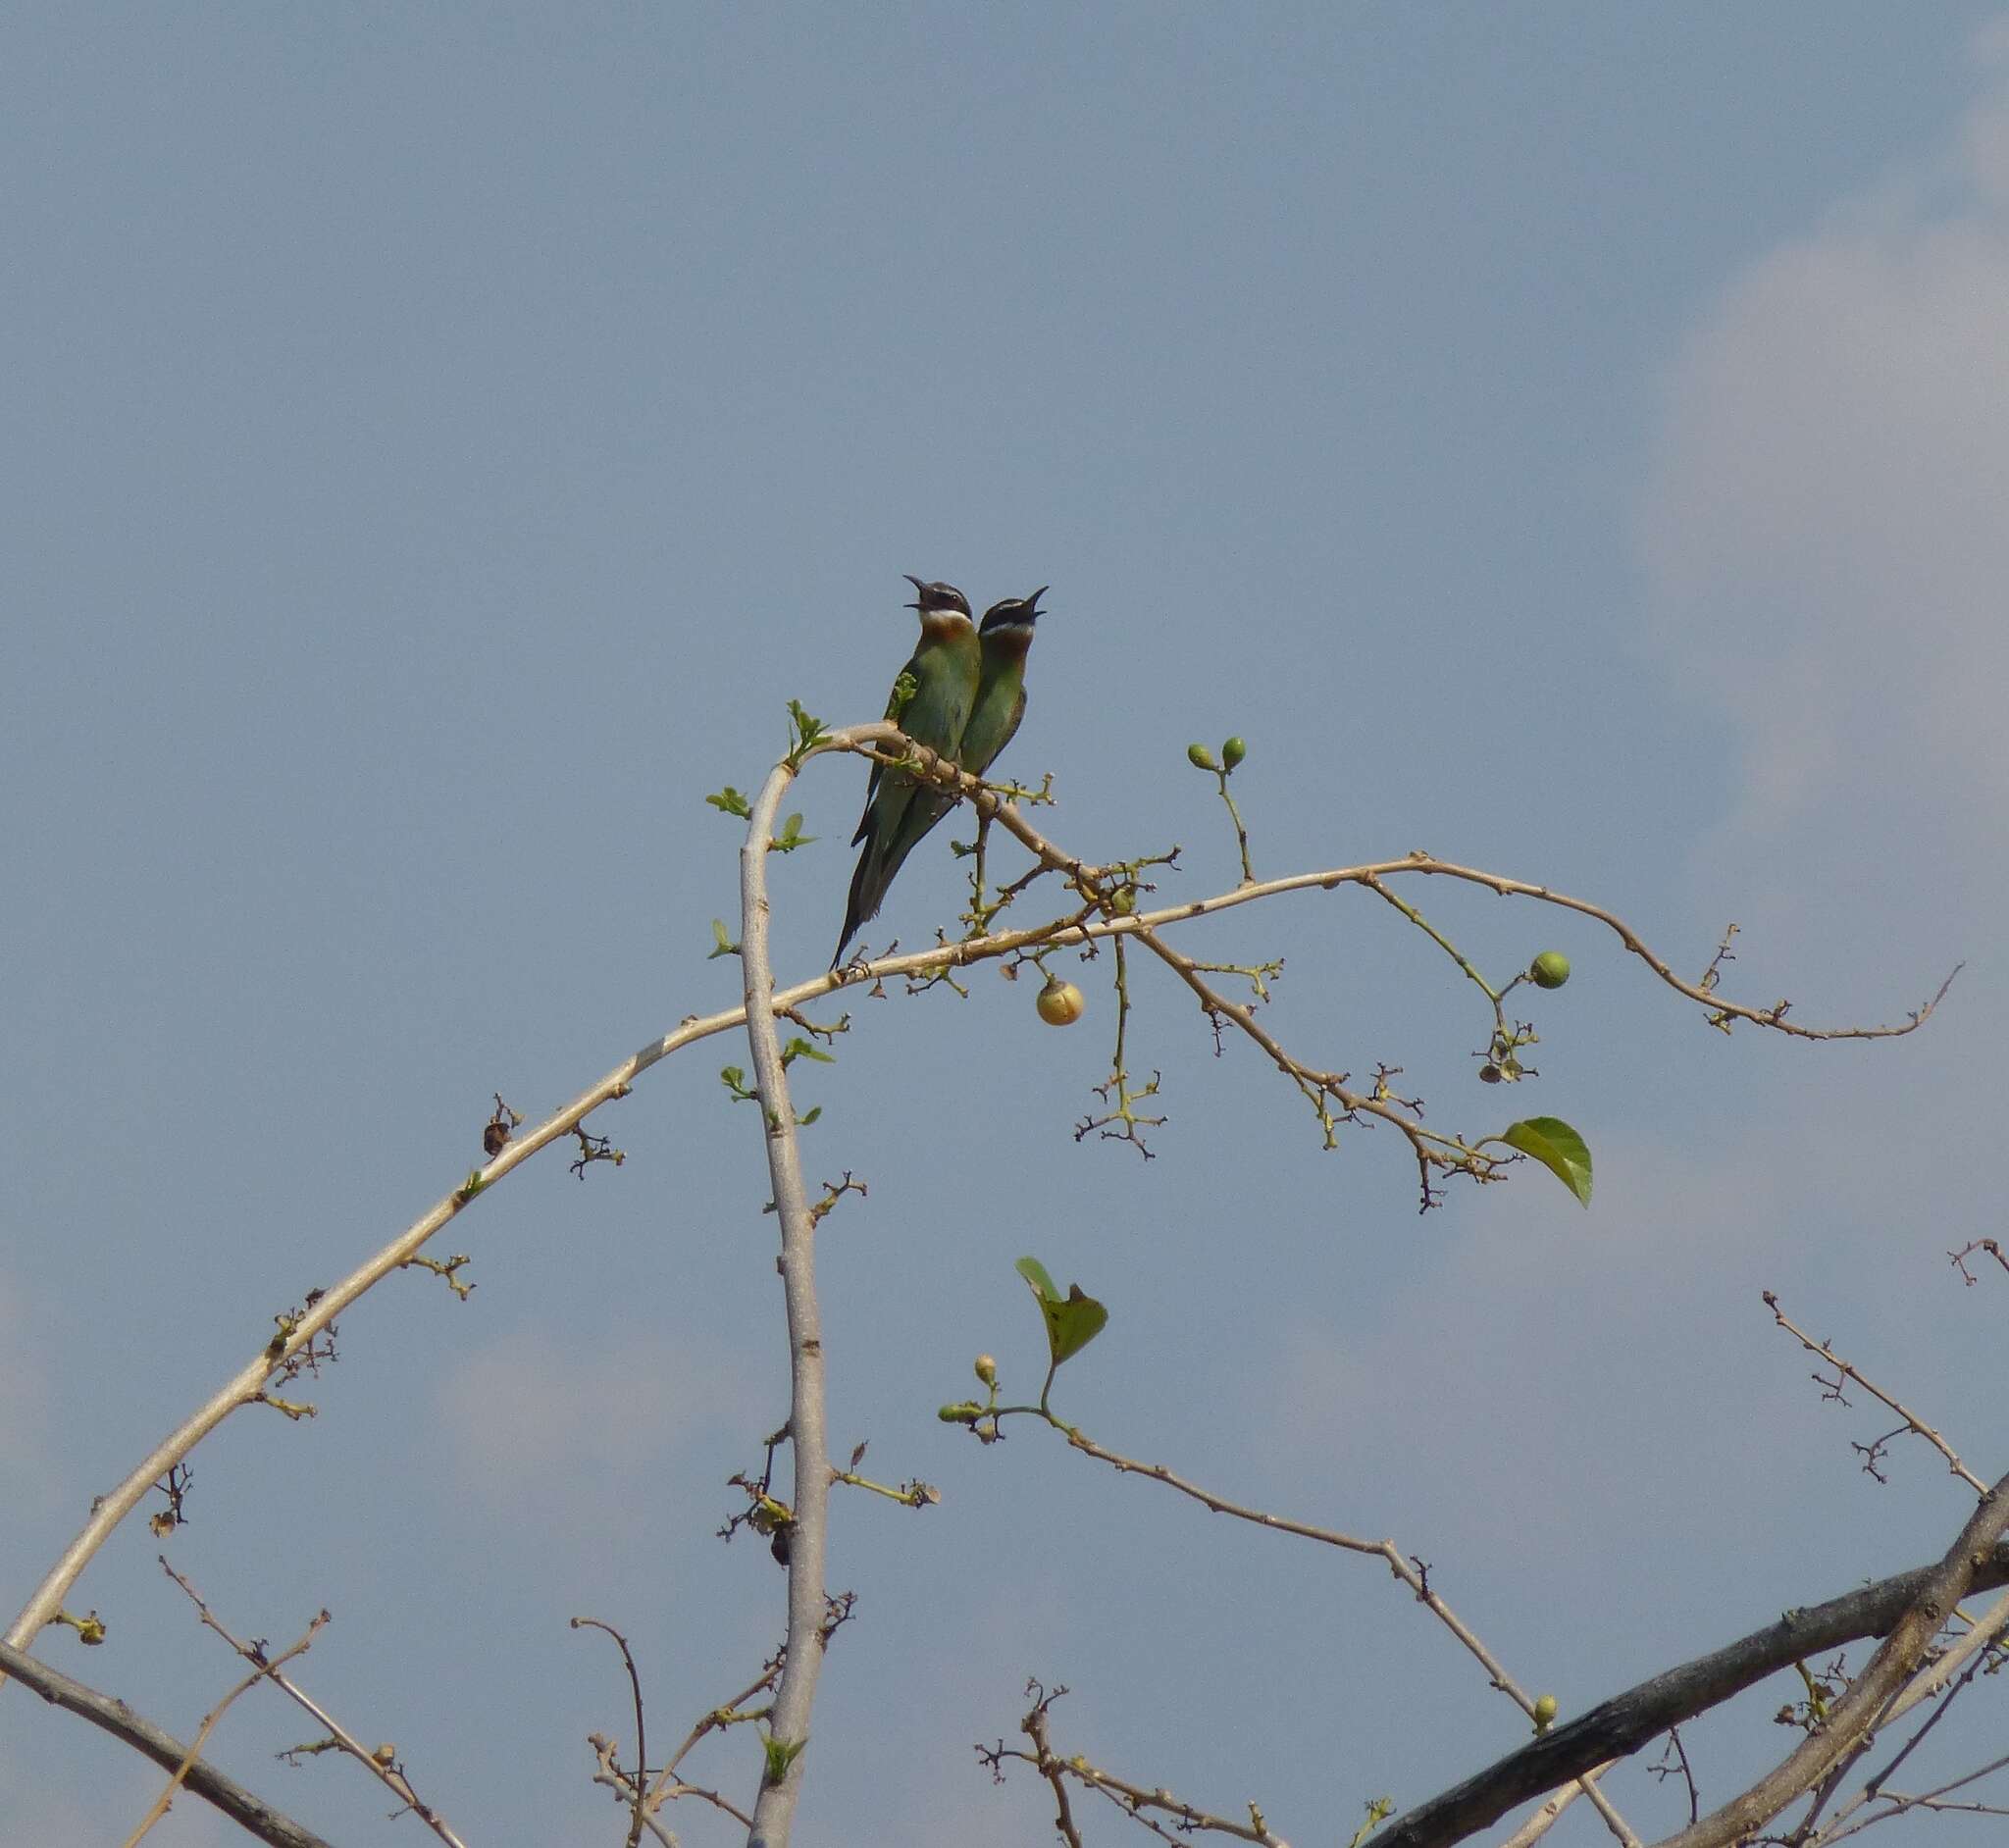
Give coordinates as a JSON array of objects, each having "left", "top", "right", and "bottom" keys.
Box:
[
  {"left": 1221, "top": 735, "right": 1247, "bottom": 769},
  {"left": 1532, "top": 1694, "right": 1558, "bottom": 1732},
  {"left": 938, "top": 1402, "right": 981, "bottom": 1423},
  {"left": 1530, "top": 951, "right": 1571, "bottom": 989},
  {"left": 1187, "top": 743, "right": 1217, "bottom": 770},
  {"left": 974, "top": 1354, "right": 998, "bottom": 1387}
]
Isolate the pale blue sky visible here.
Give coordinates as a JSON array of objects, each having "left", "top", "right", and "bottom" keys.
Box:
[{"left": 6, "top": 8, "right": 2008, "bottom": 1845}]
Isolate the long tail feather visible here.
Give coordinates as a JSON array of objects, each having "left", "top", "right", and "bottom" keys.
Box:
[
  {"left": 832, "top": 836, "right": 884, "bottom": 968},
  {"left": 830, "top": 787, "right": 958, "bottom": 968}
]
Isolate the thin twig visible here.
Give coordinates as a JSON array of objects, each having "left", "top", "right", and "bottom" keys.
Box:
[
  {"left": 125, "top": 1614, "right": 323, "bottom": 1846},
  {"left": 572, "top": 1617, "right": 649, "bottom": 1848},
  {"left": 993, "top": 1405, "right": 1635, "bottom": 1843},
  {"left": 0, "top": 1639, "right": 335, "bottom": 1848},
  {"left": 985, "top": 1682, "right": 1284, "bottom": 1846},
  {"left": 1764, "top": 1293, "right": 1986, "bottom": 1492},
  {"left": 586, "top": 1735, "right": 686, "bottom": 1844},
  {"left": 162, "top": 1561, "right": 468, "bottom": 1848}
]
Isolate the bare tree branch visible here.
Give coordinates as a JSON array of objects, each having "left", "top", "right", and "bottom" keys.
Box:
[
  {"left": 1649, "top": 1474, "right": 2009, "bottom": 1848},
  {"left": 0, "top": 1638, "right": 335, "bottom": 1848},
  {"left": 1379, "top": 1538, "right": 2009, "bottom": 1848},
  {"left": 741, "top": 739, "right": 833, "bottom": 1848}
]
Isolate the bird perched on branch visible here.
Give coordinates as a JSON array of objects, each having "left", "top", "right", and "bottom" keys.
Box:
[
  {"left": 962, "top": 588, "right": 1047, "bottom": 783},
  {"left": 883, "top": 586, "right": 1049, "bottom": 873},
  {"left": 831, "top": 585, "right": 1050, "bottom": 967},
  {"left": 833, "top": 576, "right": 980, "bottom": 967}
]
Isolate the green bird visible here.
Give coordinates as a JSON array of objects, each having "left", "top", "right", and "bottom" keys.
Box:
[
  {"left": 833, "top": 576, "right": 982, "bottom": 967},
  {"left": 959, "top": 587, "right": 1047, "bottom": 782},
  {"left": 833, "top": 587, "right": 1048, "bottom": 965}
]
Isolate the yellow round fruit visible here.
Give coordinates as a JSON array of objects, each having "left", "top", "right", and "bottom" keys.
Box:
[{"left": 1036, "top": 976, "right": 1087, "bottom": 1026}]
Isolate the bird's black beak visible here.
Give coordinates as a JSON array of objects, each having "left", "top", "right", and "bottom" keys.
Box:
[{"left": 901, "top": 572, "right": 926, "bottom": 610}]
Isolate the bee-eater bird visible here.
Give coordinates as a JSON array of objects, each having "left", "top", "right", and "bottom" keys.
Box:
[
  {"left": 832, "top": 576, "right": 981, "bottom": 967},
  {"left": 832, "top": 587, "right": 1049, "bottom": 967},
  {"left": 960, "top": 588, "right": 1047, "bottom": 782}
]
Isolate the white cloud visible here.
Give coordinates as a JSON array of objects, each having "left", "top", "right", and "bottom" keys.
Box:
[
  {"left": 1638, "top": 26, "right": 2009, "bottom": 876},
  {"left": 434, "top": 1326, "right": 748, "bottom": 1508}
]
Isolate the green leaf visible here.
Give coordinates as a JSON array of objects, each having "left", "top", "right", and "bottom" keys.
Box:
[
  {"left": 798, "top": 1104, "right": 821, "bottom": 1126},
  {"left": 780, "top": 1036, "right": 836, "bottom": 1066},
  {"left": 787, "top": 699, "right": 828, "bottom": 760},
  {"left": 887, "top": 670, "right": 919, "bottom": 723},
  {"left": 706, "top": 786, "right": 752, "bottom": 819},
  {"left": 1046, "top": 1286, "right": 1108, "bottom": 1365},
  {"left": 768, "top": 811, "right": 819, "bottom": 853},
  {"left": 1016, "top": 1257, "right": 1108, "bottom": 1366},
  {"left": 761, "top": 1730, "right": 808, "bottom": 1786},
  {"left": 1014, "top": 1256, "right": 1059, "bottom": 1303},
  {"left": 707, "top": 918, "right": 741, "bottom": 960},
  {"left": 1499, "top": 1116, "right": 1593, "bottom": 1206}
]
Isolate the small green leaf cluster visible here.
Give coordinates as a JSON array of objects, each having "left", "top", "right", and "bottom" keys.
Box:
[
  {"left": 769, "top": 812, "right": 816, "bottom": 853},
  {"left": 785, "top": 699, "right": 828, "bottom": 766},
  {"left": 760, "top": 1730, "right": 808, "bottom": 1787},
  {"left": 706, "top": 786, "right": 752, "bottom": 819},
  {"left": 722, "top": 1057, "right": 824, "bottom": 1126}
]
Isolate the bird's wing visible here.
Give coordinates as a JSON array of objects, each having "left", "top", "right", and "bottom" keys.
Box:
[
  {"left": 988, "top": 690, "right": 1028, "bottom": 772},
  {"left": 851, "top": 649, "right": 925, "bottom": 846}
]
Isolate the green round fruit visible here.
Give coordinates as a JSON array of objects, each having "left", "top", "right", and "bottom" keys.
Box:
[
  {"left": 1221, "top": 735, "right": 1247, "bottom": 769},
  {"left": 1186, "top": 743, "right": 1217, "bottom": 770},
  {"left": 1530, "top": 951, "right": 1571, "bottom": 990}
]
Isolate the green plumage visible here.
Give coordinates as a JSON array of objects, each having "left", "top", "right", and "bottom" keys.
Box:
[
  {"left": 831, "top": 588, "right": 1046, "bottom": 966},
  {"left": 833, "top": 580, "right": 981, "bottom": 966}
]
